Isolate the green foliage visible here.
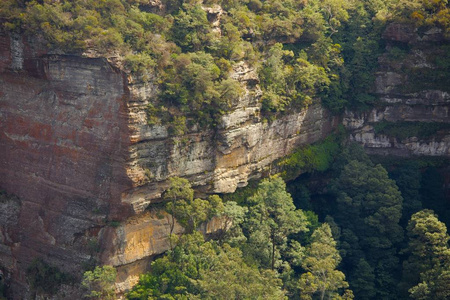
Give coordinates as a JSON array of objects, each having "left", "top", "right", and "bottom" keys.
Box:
[
  {"left": 124, "top": 54, "right": 156, "bottom": 74},
  {"left": 349, "top": 259, "right": 376, "bottom": 300},
  {"left": 332, "top": 159, "right": 404, "bottom": 244},
  {"left": 195, "top": 243, "right": 286, "bottom": 299},
  {"left": 287, "top": 183, "right": 313, "bottom": 212},
  {"left": 168, "top": 116, "right": 187, "bottom": 136},
  {"left": 126, "top": 251, "right": 195, "bottom": 299},
  {"left": 82, "top": 265, "right": 117, "bottom": 300},
  {"left": 403, "top": 210, "right": 450, "bottom": 300},
  {"left": 259, "top": 43, "right": 331, "bottom": 113},
  {"left": 329, "top": 155, "right": 450, "bottom": 299},
  {"left": 278, "top": 135, "right": 342, "bottom": 180},
  {"left": 374, "top": 121, "right": 450, "bottom": 140},
  {"left": 145, "top": 103, "right": 163, "bottom": 126},
  {"left": 164, "top": 176, "right": 194, "bottom": 239},
  {"left": 164, "top": 177, "right": 194, "bottom": 204},
  {"left": 176, "top": 196, "right": 220, "bottom": 233},
  {"left": 170, "top": 3, "right": 212, "bottom": 52},
  {"left": 406, "top": 209, "right": 449, "bottom": 272},
  {"left": 164, "top": 177, "right": 226, "bottom": 234},
  {"left": 3, "top": 1, "right": 450, "bottom": 299},
  {"left": 329, "top": 152, "right": 404, "bottom": 299},
  {"left": 0, "top": 0, "right": 387, "bottom": 125},
  {"left": 332, "top": 1, "right": 386, "bottom": 110},
  {"left": 216, "top": 200, "right": 248, "bottom": 244},
  {"left": 26, "top": 258, "right": 72, "bottom": 295},
  {"left": 298, "top": 224, "right": 352, "bottom": 300},
  {"left": 0, "top": 0, "right": 356, "bottom": 121},
  {"left": 288, "top": 145, "right": 410, "bottom": 298},
  {"left": 377, "top": 157, "right": 449, "bottom": 228},
  {"left": 159, "top": 51, "right": 243, "bottom": 125},
  {"left": 221, "top": 180, "right": 259, "bottom": 205},
  {"left": 389, "top": 163, "right": 423, "bottom": 225},
  {"left": 300, "top": 211, "right": 321, "bottom": 244},
  {"left": 210, "top": 21, "right": 256, "bottom": 63},
  {"left": 126, "top": 232, "right": 285, "bottom": 300},
  {"left": 389, "top": 0, "right": 450, "bottom": 36},
  {"left": 161, "top": 52, "right": 218, "bottom": 106},
  {"left": 243, "top": 175, "right": 309, "bottom": 270},
  {"left": 2, "top": 0, "right": 448, "bottom": 126},
  {"left": 130, "top": 145, "right": 449, "bottom": 300}
]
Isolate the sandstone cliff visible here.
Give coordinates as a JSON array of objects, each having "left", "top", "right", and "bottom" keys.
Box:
[
  {"left": 1, "top": 20, "right": 449, "bottom": 299},
  {"left": 344, "top": 23, "right": 450, "bottom": 157},
  {"left": 0, "top": 32, "right": 338, "bottom": 298},
  {"left": 0, "top": 33, "right": 134, "bottom": 298}
]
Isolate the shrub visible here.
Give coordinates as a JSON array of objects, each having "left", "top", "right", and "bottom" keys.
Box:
[
  {"left": 26, "top": 258, "right": 72, "bottom": 295},
  {"left": 82, "top": 265, "right": 117, "bottom": 300},
  {"left": 168, "top": 116, "right": 187, "bottom": 136},
  {"left": 278, "top": 135, "right": 342, "bottom": 180}
]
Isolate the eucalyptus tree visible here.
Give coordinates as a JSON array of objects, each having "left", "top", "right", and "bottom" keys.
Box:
[
  {"left": 298, "top": 223, "right": 353, "bottom": 300},
  {"left": 244, "top": 176, "right": 309, "bottom": 270},
  {"left": 403, "top": 210, "right": 450, "bottom": 300}
]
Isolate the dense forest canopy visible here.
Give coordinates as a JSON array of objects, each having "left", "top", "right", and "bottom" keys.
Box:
[
  {"left": 1, "top": 1, "right": 449, "bottom": 299},
  {"left": 1, "top": 0, "right": 449, "bottom": 128},
  {"left": 119, "top": 145, "right": 449, "bottom": 300}
]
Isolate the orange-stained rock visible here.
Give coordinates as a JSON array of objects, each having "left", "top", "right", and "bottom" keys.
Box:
[
  {"left": 2, "top": 21, "right": 449, "bottom": 299},
  {"left": 0, "top": 34, "right": 134, "bottom": 299},
  {"left": 0, "top": 33, "right": 339, "bottom": 299}
]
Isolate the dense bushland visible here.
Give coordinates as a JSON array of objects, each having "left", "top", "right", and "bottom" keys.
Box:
[
  {"left": 2, "top": 0, "right": 448, "bottom": 128},
  {"left": 125, "top": 143, "right": 449, "bottom": 300},
  {"left": 2, "top": 1, "right": 449, "bottom": 299}
]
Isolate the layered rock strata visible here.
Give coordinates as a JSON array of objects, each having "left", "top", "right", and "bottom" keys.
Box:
[
  {"left": 344, "top": 23, "right": 450, "bottom": 157},
  {"left": 3, "top": 22, "right": 449, "bottom": 298},
  {"left": 104, "top": 59, "right": 339, "bottom": 292},
  {"left": 0, "top": 33, "right": 134, "bottom": 299},
  {"left": 0, "top": 33, "right": 338, "bottom": 298}
]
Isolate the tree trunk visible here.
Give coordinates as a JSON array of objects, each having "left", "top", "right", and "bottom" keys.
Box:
[
  {"left": 271, "top": 233, "right": 275, "bottom": 270},
  {"left": 169, "top": 197, "right": 177, "bottom": 250}
]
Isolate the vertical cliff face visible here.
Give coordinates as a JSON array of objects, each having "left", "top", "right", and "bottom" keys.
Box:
[
  {"left": 1, "top": 20, "right": 450, "bottom": 298},
  {"left": 112, "top": 60, "right": 339, "bottom": 292},
  {"left": 344, "top": 23, "right": 450, "bottom": 157},
  {"left": 122, "top": 59, "right": 338, "bottom": 213},
  {"left": 0, "top": 33, "right": 338, "bottom": 297},
  {"left": 0, "top": 34, "right": 134, "bottom": 298}
]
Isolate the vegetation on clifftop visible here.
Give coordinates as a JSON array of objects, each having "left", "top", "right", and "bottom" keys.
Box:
[
  {"left": 2, "top": 0, "right": 449, "bottom": 130},
  {"left": 1, "top": 1, "right": 449, "bottom": 299},
  {"left": 3, "top": 0, "right": 448, "bottom": 127}
]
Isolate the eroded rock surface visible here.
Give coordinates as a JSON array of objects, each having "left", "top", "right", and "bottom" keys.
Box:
[
  {"left": 0, "top": 34, "right": 133, "bottom": 299},
  {"left": 344, "top": 23, "right": 450, "bottom": 157},
  {"left": 2, "top": 21, "right": 449, "bottom": 299},
  {"left": 0, "top": 33, "right": 337, "bottom": 298},
  {"left": 123, "top": 60, "right": 338, "bottom": 214}
]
